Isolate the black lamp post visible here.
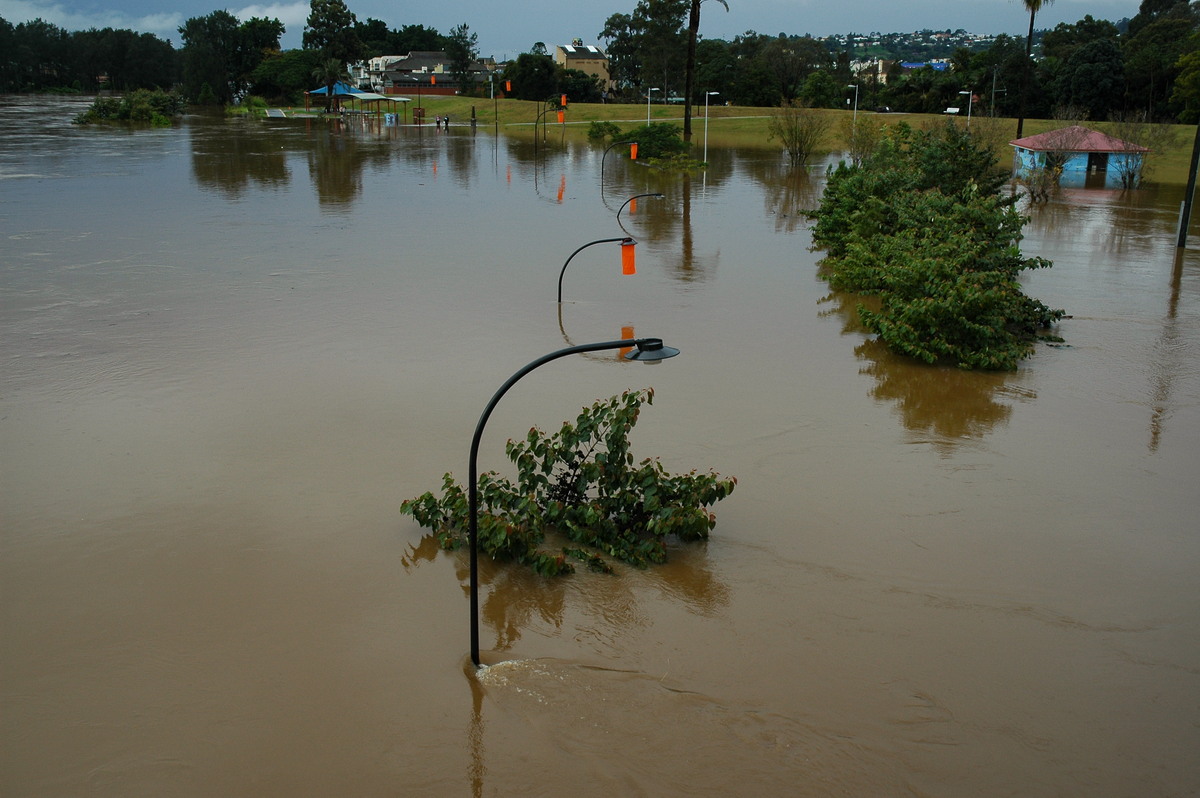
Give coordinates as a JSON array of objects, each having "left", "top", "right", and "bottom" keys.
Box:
[
  {"left": 468, "top": 337, "right": 681, "bottom": 667},
  {"left": 616, "top": 193, "right": 665, "bottom": 226},
  {"left": 600, "top": 141, "right": 642, "bottom": 210},
  {"left": 557, "top": 236, "right": 637, "bottom": 303},
  {"left": 601, "top": 139, "right": 637, "bottom": 176},
  {"left": 534, "top": 97, "right": 566, "bottom": 155}
]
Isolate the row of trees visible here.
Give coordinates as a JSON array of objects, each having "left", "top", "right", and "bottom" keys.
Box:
[
  {"left": 885, "top": 0, "right": 1200, "bottom": 125},
  {"left": 0, "top": 1, "right": 475, "bottom": 105},
  {"left": 0, "top": 16, "right": 176, "bottom": 92},
  {"left": 599, "top": 0, "right": 1200, "bottom": 124},
  {"left": 7, "top": 0, "right": 1200, "bottom": 124}
]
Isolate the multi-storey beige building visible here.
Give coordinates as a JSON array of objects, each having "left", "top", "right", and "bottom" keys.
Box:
[{"left": 554, "top": 43, "right": 611, "bottom": 90}]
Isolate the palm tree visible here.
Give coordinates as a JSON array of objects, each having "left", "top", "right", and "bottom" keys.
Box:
[
  {"left": 1015, "top": 0, "right": 1054, "bottom": 139},
  {"left": 312, "top": 57, "right": 349, "bottom": 113},
  {"left": 682, "top": 0, "right": 728, "bottom": 141}
]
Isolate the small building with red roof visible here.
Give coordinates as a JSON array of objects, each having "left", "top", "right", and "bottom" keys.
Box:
[{"left": 1010, "top": 125, "right": 1149, "bottom": 188}]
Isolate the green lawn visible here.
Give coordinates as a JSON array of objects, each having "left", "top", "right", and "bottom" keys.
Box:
[{"left": 275, "top": 96, "right": 1197, "bottom": 184}]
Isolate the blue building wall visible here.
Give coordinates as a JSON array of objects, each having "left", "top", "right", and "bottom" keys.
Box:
[{"left": 1012, "top": 147, "right": 1143, "bottom": 188}]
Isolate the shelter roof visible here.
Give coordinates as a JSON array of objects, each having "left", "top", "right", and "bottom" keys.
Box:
[
  {"left": 307, "top": 81, "right": 358, "bottom": 97},
  {"left": 1009, "top": 125, "right": 1149, "bottom": 153}
]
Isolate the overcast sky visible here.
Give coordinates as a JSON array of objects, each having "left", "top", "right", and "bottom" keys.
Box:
[{"left": 1, "top": 0, "right": 1145, "bottom": 58}]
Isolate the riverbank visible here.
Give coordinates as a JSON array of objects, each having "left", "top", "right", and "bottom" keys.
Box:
[{"left": 273, "top": 95, "right": 1197, "bottom": 184}]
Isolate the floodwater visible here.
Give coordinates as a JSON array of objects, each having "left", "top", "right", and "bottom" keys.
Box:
[{"left": 2, "top": 95, "right": 1197, "bottom": 796}]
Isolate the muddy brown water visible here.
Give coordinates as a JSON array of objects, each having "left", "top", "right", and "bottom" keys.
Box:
[{"left": 2, "top": 95, "right": 1198, "bottom": 796}]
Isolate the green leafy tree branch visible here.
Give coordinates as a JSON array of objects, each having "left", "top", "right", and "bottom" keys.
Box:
[{"left": 401, "top": 389, "right": 736, "bottom": 576}]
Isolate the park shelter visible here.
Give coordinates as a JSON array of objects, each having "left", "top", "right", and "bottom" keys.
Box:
[
  {"left": 1010, "top": 125, "right": 1149, "bottom": 188},
  {"left": 305, "top": 82, "right": 408, "bottom": 119}
]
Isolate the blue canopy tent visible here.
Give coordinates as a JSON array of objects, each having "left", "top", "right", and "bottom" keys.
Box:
[{"left": 305, "top": 82, "right": 409, "bottom": 120}]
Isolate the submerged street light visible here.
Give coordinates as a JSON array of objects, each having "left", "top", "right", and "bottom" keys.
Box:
[
  {"left": 616, "top": 192, "right": 664, "bottom": 227},
  {"left": 467, "top": 338, "right": 681, "bottom": 667},
  {"left": 557, "top": 236, "right": 638, "bottom": 303},
  {"left": 602, "top": 139, "right": 637, "bottom": 177}
]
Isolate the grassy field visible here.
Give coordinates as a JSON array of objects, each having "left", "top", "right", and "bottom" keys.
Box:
[{"left": 281, "top": 95, "right": 1198, "bottom": 185}]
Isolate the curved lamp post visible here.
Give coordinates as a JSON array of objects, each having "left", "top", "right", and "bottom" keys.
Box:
[
  {"left": 468, "top": 337, "right": 681, "bottom": 667},
  {"left": 557, "top": 236, "right": 637, "bottom": 303},
  {"left": 602, "top": 139, "right": 637, "bottom": 176},
  {"left": 616, "top": 192, "right": 664, "bottom": 226},
  {"left": 534, "top": 97, "right": 566, "bottom": 155},
  {"left": 600, "top": 141, "right": 640, "bottom": 210}
]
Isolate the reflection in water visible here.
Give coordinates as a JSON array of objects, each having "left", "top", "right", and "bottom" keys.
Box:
[
  {"left": 404, "top": 525, "right": 730, "bottom": 660},
  {"left": 188, "top": 115, "right": 484, "bottom": 208},
  {"left": 479, "top": 543, "right": 732, "bottom": 657},
  {"left": 855, "top": 338, "right": 1025, "bottom": 447},
  {"left": 817, "top": 288, "right": 869, "bottom": 336},
  {"left": 1021, "top": 182, "right": 1186, "bottom": 257},
  {"left": 819, "top": 292, "right": 1028, "bottom": 446},
  {"left": 645, "top": 545, "right": 731, "bottom": 617},
  {"left": 468, "top": 666, "right": 486, "bottom": 798},
  {"left": 1149, "top": 249, "right": 1188, "bottom": 452},
  {"left": 190, "top": 119, "right": 291, "bottom": 196},
  {"left": 741, "top": 151, "right": 824, "bottom": 234},
  {"left": 556, "top": 303, "right": 638, "bottom": 361},
  {"left": 305, "top": 123, "right": 371, "bottom": 207},
  {"left": 405, "top": 535, "right": 569, "bottom": 654},
  {"left": 480, "top": 564, "right": 568, "bottom": 653}
]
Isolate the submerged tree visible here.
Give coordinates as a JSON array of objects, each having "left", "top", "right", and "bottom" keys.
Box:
[
  {"left": 810, "top": 122, "right": 1064, "bottom": 370},
  {"left": 402, "top": 389, "right": 736, "bottom": 575},
  {"left": 768, "top": 99, "right": 832, "bottom": 167}
]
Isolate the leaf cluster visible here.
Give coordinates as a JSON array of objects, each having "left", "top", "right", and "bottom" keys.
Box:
[
  {"left": 401, "top": 389, "right": 736, "bottom": 576},
  {"left": 810, "top": 121, "right": 1065, "bottom": 370}
]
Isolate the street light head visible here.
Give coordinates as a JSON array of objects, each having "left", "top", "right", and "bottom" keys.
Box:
[{"left": 624, "top": 338, "right": 680, "bottom": 362}]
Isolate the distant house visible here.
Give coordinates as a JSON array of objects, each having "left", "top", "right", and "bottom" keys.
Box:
[
  {"left": 356, "top": 51, "right": 494, "bottom": 94},
  {"left": 554, "top": 42, "right": 610, "bottom": 90},
  {"left": 1010, "top": 125, "right": 1149, "bottom": 189}
]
